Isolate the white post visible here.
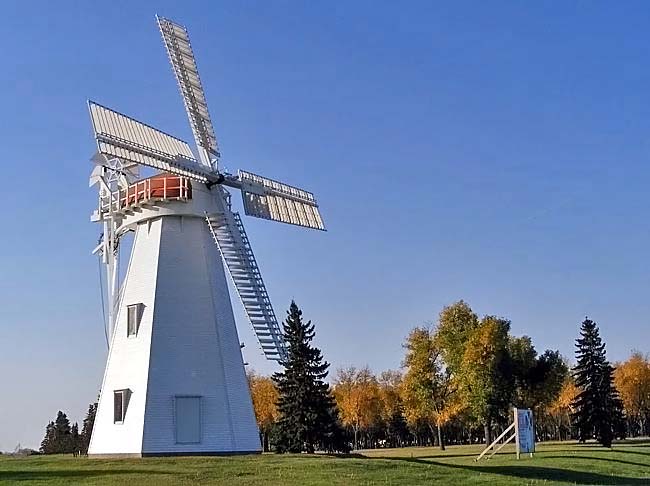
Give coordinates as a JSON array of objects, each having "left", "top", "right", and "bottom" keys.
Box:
[
  {"left": 514, "top": 408, "right": 520, "bottom": 460},
  {"left": 487, "top": 432, "right": 516, "bottom": 460},
  {"left": 475, "top": 422, "right": 515, "bottom": 462}
]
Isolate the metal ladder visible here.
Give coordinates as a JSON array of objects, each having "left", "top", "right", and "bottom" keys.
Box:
[{"left": 205, "top": 211, "right": 286, "bottom": 361}]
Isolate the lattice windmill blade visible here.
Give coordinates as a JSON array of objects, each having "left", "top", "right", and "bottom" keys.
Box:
[
  {"left": 234, "top": 170, "right": 325, "bottom": 230},
  {"left": 157, "top": 15, "right": 220, "bottom": 169},
  {"left": 88, "top": 101, "right": 217, "bottom": 183}
]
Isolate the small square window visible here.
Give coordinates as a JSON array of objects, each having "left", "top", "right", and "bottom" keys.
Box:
[
  {"left": 113, "top": 389, "right": 131, "bottom": 423},
  {"left": 127, "top": 304, "right": 143, "bottom": 337}
]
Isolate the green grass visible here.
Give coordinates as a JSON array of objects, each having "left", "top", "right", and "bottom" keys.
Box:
[{"left": 1, "top": 440, "right": 649, "bottom": 485}]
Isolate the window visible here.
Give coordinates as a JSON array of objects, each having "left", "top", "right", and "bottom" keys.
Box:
[
  {"left": 114, "top": 389, "right": 131, "bottom": 423},
  {"left": 175, "top": 396, "right": 201, "bottom": 444},
  {"left": 127, "top": 304, "right": 143, "bottom": 337}
]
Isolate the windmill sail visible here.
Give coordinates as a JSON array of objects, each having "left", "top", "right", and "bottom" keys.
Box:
[
  {"left": 88, "top": 101, "right": 215, "bottom": 183},
  {"left": 238, "top": 170, "right": 325, "bottom": 230},
  {"left": 157, "top": 15, "right": 220, "bottom": 168},
  {"left": 205, "top": 209, "right": 286, "bottom": 361}
]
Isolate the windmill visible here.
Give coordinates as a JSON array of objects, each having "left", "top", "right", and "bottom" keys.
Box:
[{"left": 87, "top": 16, "right": 325, "bottom": 456}]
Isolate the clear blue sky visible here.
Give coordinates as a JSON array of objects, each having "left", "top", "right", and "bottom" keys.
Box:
[{"left": 2, "top": 0, "right": 650, "bottom": 450}]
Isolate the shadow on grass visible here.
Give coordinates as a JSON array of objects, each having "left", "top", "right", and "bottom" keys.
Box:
[
  {"left": 543, "top": 454, "right": 650, "bottom": 469},
  {"left": 377, "top": 456, "right": 650, "bottom": 485},
  {"left": 0, "top": 469, "right": 173, "bottom": 482},
  {"left": 541, "top": 444, "right": 650, "bottom": 458},
  {"left": 365, "top": 452, "right": 480, "bottom": 460}
]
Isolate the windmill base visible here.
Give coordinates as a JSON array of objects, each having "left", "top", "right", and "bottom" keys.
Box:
[
  {"left": 89, "top": 214, "right": 261, "bottom": 456},
  {"left": 90, "top": 450, "right": 261, "bottom": 458}
]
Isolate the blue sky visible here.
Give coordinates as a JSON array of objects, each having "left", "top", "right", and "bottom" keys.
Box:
[{"left": 2, "top": 1, "right": 650, "bottom": 450}]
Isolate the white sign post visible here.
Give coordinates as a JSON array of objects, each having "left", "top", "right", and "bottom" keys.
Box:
[
  {"left": 476, "top": 408, "right": 535, "bottom": 461},
  {"left": 514, "top": 408, "right": 535, "bottom": 459}
]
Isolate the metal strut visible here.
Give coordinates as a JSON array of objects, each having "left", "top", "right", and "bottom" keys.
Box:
[{"left": 205, "top": 211, "right": 287, "bottom": 362}]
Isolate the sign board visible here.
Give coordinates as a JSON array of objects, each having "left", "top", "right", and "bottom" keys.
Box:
[{"left": 514, "top": 408, "right": 535, "bottom": 457}]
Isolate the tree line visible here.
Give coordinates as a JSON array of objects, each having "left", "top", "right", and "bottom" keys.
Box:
[
  {"left": 39, "top": 299, "right": 648, "bottom": 454},
  {"left": 250, "top": 300, "right": 648, "bottom": 451},
  {"left": 39, "top": 403, "right": 96, "bottom": 455}
]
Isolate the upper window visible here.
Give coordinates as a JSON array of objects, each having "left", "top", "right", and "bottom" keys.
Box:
[
  {"left": 127, "top": 304, "right": 143, "bottom": 337},
  {"left": 114, "top": 389, "right": 131, "bottom": 423}
]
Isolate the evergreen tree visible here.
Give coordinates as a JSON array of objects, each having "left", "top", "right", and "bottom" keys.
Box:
[
  {"left": 386, "top": 408, "right": 409, "bottom": 448},
  {"left": 53, "top": 411, "right": 72, "bottom": 453},
  {"left": 272, "top": 301, "right": 348, "bottom": 453},
  {"left": 80, "top": 402, "right": 98, "bottom": 455},
  {"left": 571, "top": 317, "right": 625, "bottom": 447},
  {"left": 40, "top": 421, "right": 56, "bottom": 454},
  {"left": 70, "top": 423, "right": 81, "bottom": 456}
]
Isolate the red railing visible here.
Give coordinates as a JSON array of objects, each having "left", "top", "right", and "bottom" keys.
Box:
[{"left": 102, "top": 175, "right": 192, "bottom": 212}]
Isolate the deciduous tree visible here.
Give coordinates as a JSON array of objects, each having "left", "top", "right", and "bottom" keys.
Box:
[
  {"left": 546, "top": 377, "right": 579, "bottom": 440},
  {"left": 434, "top": 301, "right": 479, "bottom": 375},
  {"left": 334, "top": 366, "right": 381, "bottom": 450},
  {"left": 401, "top": 327, "right": 457, "bottom": 450},
  {"left": 458, "top": 316, "right": 513, "bottom": 445},
  {"left": 614, "top": 351, "right": 650, "bottom": 437},
  {"left": 248, "top": 371, "right": 279, "bottom": 451}
]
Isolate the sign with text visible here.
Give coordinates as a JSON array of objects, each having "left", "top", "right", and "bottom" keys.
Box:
[{"left": 515, "top": 408, "right": 535, "bottom": 455}]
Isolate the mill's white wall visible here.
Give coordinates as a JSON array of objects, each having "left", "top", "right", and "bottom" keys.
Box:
[
  {"left": 142, "top": 216, "right": 259, "bottom": 453},
  {"left": 89, "top": 218, "right": 162, "bottom": 455},
  {"left": 90, "top": 211, "right": 260, "bottom": 456}
]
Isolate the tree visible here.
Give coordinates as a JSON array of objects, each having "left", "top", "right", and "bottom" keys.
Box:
[
  {"left": 385, "top": 406, "right": 409, "bottom": 448},
  {"left": 248, "top": 371, "right": 279, "bottom": 451},
  {"left": 40, "top": 411, "right": 76, "bottom": 454},
  {"left": 614, "top": 351, "right": 650, "bottom": 437},
  {"left": 546, "top": 377, "right": 580, "bottom": 441},
  {"left": 333, "top": 366, "right": 382, "bottom": 450},
  {"left": 458, "top": 316, "right": 513, "bottom": 445},
  {"left": 377, "top": 370, "right": 403, "bottom": 422},
  {"left": 434, "top": 301, "right": 479, "bottom": 375},
  {"left": 80, "top": 401, "right": 98, "bottom": 455},
  {"left": 534, "top": 350, "right": 570, "bottom": 409},
  {"left": 40, "top": 421, "right": 56, "bottom": 454},
  {"left": 401, "top": 327, "right": 457, "bottom": 450},
  {"left": 509, "top": 338, "right": 569, "bottom": 412},
  {"left": 377, "top": 370, "right": 408, "bottom": 447},
  {"left": 70, "top": 423, "right": 81, "bottom": 456},
  {"left": 272, "top": 301, "right": 347, "bottom": 453},
  {"left": 571, "top": 317, "right": 625, "bottom": 447},
  {"left": 509, "top": 336, "right": 539, "bottom": 409},
  {"left": 54, "top": 411, "right": 73, "bottom": 454}
]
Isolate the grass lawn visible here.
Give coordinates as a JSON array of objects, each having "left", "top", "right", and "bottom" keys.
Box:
[{"left": 1, "top": 440, "right": 649, "bottom": 485}]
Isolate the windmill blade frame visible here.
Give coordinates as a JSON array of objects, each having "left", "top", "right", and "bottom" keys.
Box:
[
  {"left": 236, "top": 170, "right": 325, "bottom": 230},
  {"left": 88, "top": 101, "right": 216, "bottom": 183},
  {"left": 157, "top": 15, "right": 220, "bottom": 168}
]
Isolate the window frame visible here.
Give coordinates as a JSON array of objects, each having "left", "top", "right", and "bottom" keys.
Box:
[
  {"left": 113, "top": 389, "right": 130, "bottom": 424},
  {"left": 126, "top": 303, "right": 143, "bottom": 337}
]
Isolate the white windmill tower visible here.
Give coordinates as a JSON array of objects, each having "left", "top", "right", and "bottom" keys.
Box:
[{"left": 87, "top": 16, "right": 325, "bottom": 457}]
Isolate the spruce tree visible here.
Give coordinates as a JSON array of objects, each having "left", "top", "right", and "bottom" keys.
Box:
[
  {"left": 40, "top": 421, "right": 56, "bottom": 454},
  {"left": 272, "top": 301, "right": 347, "bottom": 453},
  {"left": 80, "top": 402, "right": 98, "bottom": 455},
  {"left": 571, "top": 317, "right": 625, "bottom": 447},
  {"left": 53, "top": 411, "right": 72, "bottom": 453},
  {"left": 70, "top": 423, "right": 80, "bottom": 456}
]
